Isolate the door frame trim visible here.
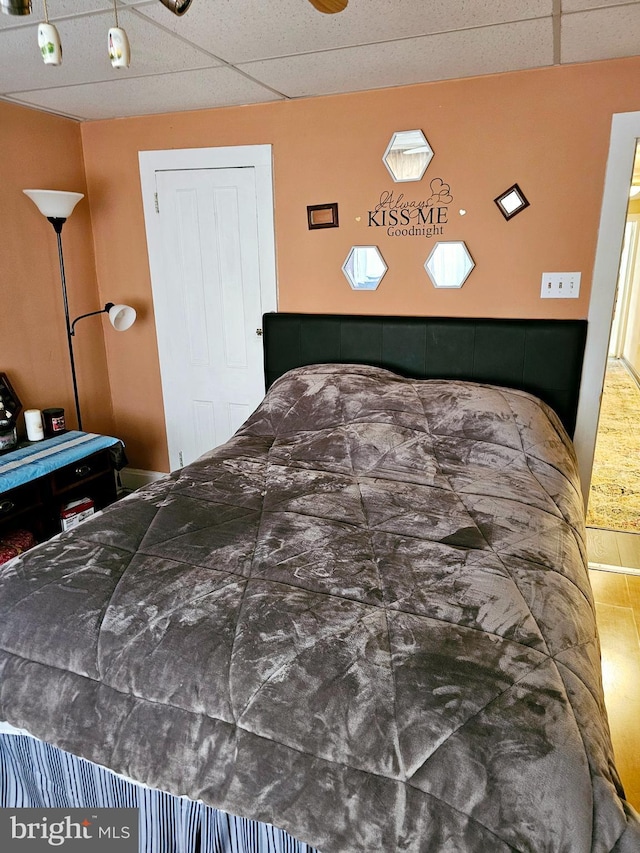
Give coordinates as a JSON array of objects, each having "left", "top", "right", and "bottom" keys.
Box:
[{"left": 574, "top": 111, "right": 640, "bottom": 505}]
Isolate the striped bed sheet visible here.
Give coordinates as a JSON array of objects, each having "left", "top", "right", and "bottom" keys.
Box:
[{"left": 0, "top": 733, "right": 318, "bottom": 853}]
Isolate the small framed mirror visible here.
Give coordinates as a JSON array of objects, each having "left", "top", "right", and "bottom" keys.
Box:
[
  {"left": 342, "top": 246, "right": 387, "bottom": 291},
  {"left": 424, "top": 241, "right": 475, "bottom": 289},
  {"left": 494, "top": 183, "right": 529, "bottom": 220},
  {"left": 383, "top": 130, "right": 433, "bottom": 183}
]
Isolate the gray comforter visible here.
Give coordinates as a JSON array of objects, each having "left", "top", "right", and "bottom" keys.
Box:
[{"left": 0, "top": 364, "right": 639, "bottom": 852}]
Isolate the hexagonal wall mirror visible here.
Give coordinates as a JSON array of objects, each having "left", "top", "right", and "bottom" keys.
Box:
[
  {"left": 342, "top": 246, "right": 387, "bottom": 291},
  {"left": 383, "top": 130, "right": 433, "bottom": 182},
  {"left": 424, "top": 241, "right": 475, "bottom": 289}
]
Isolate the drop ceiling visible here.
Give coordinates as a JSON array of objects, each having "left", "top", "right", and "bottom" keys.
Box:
[{"left": 1, "top": 0, "right": 639, "bottom": 122}]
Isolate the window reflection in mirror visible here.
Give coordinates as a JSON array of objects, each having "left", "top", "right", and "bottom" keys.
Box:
[
  {"left": 383, "top": 130, "right": 433, "bottom": 182},
  {"left": 424, "top": 241, "right": 475, "bottom": 289},
  {"left": 342, "top": 246, "right": 387, "bottom": 290}
]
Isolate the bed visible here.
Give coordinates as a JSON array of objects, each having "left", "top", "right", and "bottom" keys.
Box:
[{"left": 1, "top": 313, "right": 639, "bottom": 852}]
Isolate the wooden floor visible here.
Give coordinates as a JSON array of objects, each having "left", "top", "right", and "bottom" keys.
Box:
[
  {"left": 587, "top": 526, "right": 640, "bottom": 572},
  {"left": 588, "top": 529, "right": 640, "bottom": 810}
]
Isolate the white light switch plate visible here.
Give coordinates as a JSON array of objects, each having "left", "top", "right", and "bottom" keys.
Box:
[{"left": 540, "top": 272, "right": 581, "bottom": 298}]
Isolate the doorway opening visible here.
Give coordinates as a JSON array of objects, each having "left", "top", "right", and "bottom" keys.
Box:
[{"left": 586, "top": 140, "right": 640, "bottom": 570}]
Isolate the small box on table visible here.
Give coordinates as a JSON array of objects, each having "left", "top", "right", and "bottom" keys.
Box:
[{"left": 60, "top": 497, "right": 94, "bottom": 531}]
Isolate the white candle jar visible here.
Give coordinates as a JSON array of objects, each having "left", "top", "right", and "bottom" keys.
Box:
[{"left": 24, "top": 409, "right": 45, "bottom": 442}]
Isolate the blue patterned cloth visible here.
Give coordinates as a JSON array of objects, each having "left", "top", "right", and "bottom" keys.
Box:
[{"left": 0, "top": 431, "right": 122, "bottom": 494}]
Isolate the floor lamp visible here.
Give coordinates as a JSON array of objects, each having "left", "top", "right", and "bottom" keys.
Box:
[{"left": 23, "top": 189, "right": 136, "bottom": 431}]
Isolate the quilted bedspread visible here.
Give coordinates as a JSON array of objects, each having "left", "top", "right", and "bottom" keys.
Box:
[{"left": 0, "top": 364, "right": 639, "bottom": 852}]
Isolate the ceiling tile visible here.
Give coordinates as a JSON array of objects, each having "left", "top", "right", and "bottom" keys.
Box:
[
  {"left": 0, "top": 1, "right": 112, "bottom": 29},
  {"left": 0, "top": 0, "right": 638, "bottom": 121},
  {"left": 0, "top": 6, "right": 218, "bottom": 96},
  {"left": 10, "top": 65, "right": 284, "bottom": 120},
  {"left": 562, "top": 5, "right": 640, "bottom": 63},
  {"left": 238, "top": 18, "right": 554, "bottom": 98},
  {"left": 134, "top": 0, "right": 552, "bottom": 63},
  {"left": 562, "top": 0, "right": 631, "bottom": 10}
]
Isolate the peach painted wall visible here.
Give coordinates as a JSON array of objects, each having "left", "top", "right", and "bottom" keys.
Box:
[
  {"left": 0, "top": 101, "right": 114, "bottom": 439},
  {"left": 5, "top": 55, "right": 635, "bottom": 474}
]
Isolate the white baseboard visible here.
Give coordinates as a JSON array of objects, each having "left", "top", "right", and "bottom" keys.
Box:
[
  {"left": 119, "top": 467, "right": 168, "bottom": 492},
  {"left": 620, "top": 356, "right": 640, "bottom": 389},
  {"left": 588, "top": 561, "right": 640, "bottom": 576}
]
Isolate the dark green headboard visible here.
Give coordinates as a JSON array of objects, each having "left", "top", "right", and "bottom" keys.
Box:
[{"left": 262, "top": 313, "right": 587, "bottom": 437}]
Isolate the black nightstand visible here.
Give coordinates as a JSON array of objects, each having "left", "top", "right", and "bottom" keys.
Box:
[{"left": 0, "top": 432, "right": 124, "bottom": 542}]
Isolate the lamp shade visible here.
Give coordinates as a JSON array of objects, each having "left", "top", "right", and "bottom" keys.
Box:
[
  {"left": 23, "top": 189, "right": 84, "bottom": 219},
  {"left": 108, "top": 303, "right": 136, "bottom": 331}
]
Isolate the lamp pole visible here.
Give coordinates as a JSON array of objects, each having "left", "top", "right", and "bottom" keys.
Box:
[
  {"left": 24, "top": 189, "right": 136, "bottom": 436},
  {"left": 70, "top": 303, "right": 115, "bottom": 336},
  {"left": 49, "top": 216, "right": 84, "bottom": 431}
]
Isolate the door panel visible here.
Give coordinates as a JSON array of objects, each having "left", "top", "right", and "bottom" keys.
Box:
[{"left": 153, "top": 167, "right": 266, "bottom": 469}]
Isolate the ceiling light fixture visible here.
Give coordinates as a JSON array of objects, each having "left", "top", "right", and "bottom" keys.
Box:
[
  {"left": 37, "top": 0, "right": 61, "bottom": 66},
  {"left": 0, "top": 0, "right": 31, "bottom": 14},
  {"left": 157, "top": 0, "right": 194, "bottom": 14},
  {"left": 2, "top": 0, "right": 196, "bottom": 13},
  {"left": 108, "top": 0, "right": 130, "bottom": 69},
  {"left": 24, "top": 1, "right": 193, "bottom": 69},
  {"left": 308, "top": 0, "right": 348, "bottom": 12}
]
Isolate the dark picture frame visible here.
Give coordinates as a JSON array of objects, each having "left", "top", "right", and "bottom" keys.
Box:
[
  {"left": 307, "top": 202, "right": 339, "bottom": 230},
  {"left": 0, "top": 373, "right": 22, "bottom": 421},
  {"left": 494, "top": 184, "right": 530, "bottom": 220}
]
